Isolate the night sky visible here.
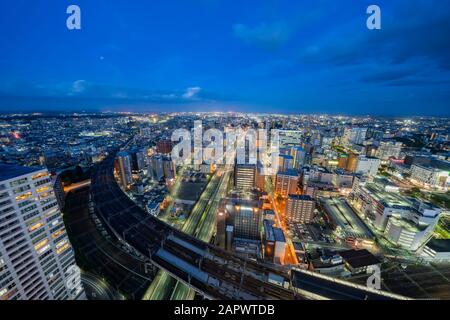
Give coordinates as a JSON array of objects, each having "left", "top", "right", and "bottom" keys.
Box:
[{"left": 1, "top": 0, "right": 449, "bottom": 115}]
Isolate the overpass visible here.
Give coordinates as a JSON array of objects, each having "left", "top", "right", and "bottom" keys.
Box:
[{"left": 90, "top": 153, "right": 410, "bottom": 300}]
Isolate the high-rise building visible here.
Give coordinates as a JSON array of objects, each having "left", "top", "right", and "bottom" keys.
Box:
[
  {"left": 156, "top": 139, "right": 174, "bottom": 154},
  {"left": 349, "top": 127, "right": 368, "bottom": 145},
  {"left": 291, "top": 146, "right": 306, "bottom": 170},
  {"left": 346, "top": 153, "right": 358, "bottom": 172},
  {"left": 255, "top": 161, "right": 266, "bottom": 191},
  {"left": 116, "top": 151, "right": 132, "bottom": 187},
  {"left": 216, "top": 198, "right": 262, "bottom": 249},
  {"left": 355, "top": 156, "right": 381, "bottom": 177},
  {"left": 338, "top": 153, "right": 358, "bottom": 172},
  {"left": 234, "top": 164, "right": 256, "bottom": 190},
  {"left": 148, "top": 154, "right": 176, "bottom": 181},
  {"left": 0, "top": 164, "right": 84, "bottom": 300},
  {"left": 285, "top": 194, "right": 315, "bottom": 224},
  {"left": 162, "top": 156, "right": 176, "bottom": 181},
  {"left": 376, "top": 141, "right": 403, "bottom": 161},
  {"left": 129, "top": 148, "right": 147, "bottom": 172},
  {"left": 278, "top": 154, "right": 294, "bottom": 171},
  {"left": 410, "top": 164, "right": 449, "bottom": 190},
  {"left": 148, "top": 154, "right": 164, "bottom": 181},
  {"left": 51, "top": 174, "right": 65, "bottom": 211},
  {"left": 275, "top": 170, "right": 299, "bottom": 197},
  {"left": 39, "top": 152, "right": 59, "bottom": 169}
]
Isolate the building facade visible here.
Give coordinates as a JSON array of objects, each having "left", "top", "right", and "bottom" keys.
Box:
[
  {"left": 234, "top": 164, "right": 256, "bottom": 190},
  {"left": 285, "top": 194, "right": 315, "bottom": 224},
  {"left": 0, "top": 164, "right": 84, "bottom": 300}
]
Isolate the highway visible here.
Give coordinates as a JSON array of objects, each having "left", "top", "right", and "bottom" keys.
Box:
[
  {"left": 63, "top": 179, "right": 91, "bottom": 193},
  {"left": 144, "top": 170, "right": 225, "bottom": 300},
  {"left": 91, "top": 152, "right": 408, "bottom": 300},
  {"left": 64, "top": 187, "right": 153, "bottom": 299},
  {"left": 171, "top": 169, "right": 233, "bottom": 300}
]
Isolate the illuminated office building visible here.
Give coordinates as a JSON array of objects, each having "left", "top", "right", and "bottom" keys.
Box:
[
  {"left": 234, "top": 164, "right": 256, "bottom": 190},
  {"left": 216, "top": 198, "right": 262, "bottom": 249}
]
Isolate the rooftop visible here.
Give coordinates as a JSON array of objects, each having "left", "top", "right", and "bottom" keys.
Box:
[
  {"left": 277, "top": 169, "right": 299, "bottom": 176},
  {"left": 273, "top": 227, "right": 286, "bottom": 242},
  {"left": 339, "top": 249, "right": 380, "bottom": 269},
  {"left": 426, "top": 239, "right": 450, "bottom": 253},
  {"left": 0, "top": 163, "right": 44, "bottom": 182},
  {"left": 177, "top": 181, "right": 206, "bottom": 202},
  {"left": 288, "top": 194, "right": 314, "bottom": 201},
  {"left": 365, "top": 183, "right": 412, "bottom": 210}
]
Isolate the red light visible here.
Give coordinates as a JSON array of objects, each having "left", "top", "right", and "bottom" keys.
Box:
[{"left": 12, "top": 131, "right": 21, "bottom": 139}]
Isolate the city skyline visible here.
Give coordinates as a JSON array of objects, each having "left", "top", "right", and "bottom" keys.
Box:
[
  {"left": 1, "top": 1, "right": 450, "bottom": 116},
  {"left": 1, "top": 1, "right": 450, "bottom": 306}
]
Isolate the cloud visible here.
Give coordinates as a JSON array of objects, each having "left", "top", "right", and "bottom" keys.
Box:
[
  {"left": 0, "top": 80, "right": 214, "bottom": 105},
  {"left": 233, "top": 22, "right": 293, "bottom": 50},
  {"left": 361, "top": 69, "right": 416, "bottom": 83},
  {"left": 302, "top": 2, "right": 450, "bottom": 71},
  {"left": 71, "top": 80, "right": 87, "bottom": 93},
  {"left": 182, "top": 86, "right": 202, "bottom": 99}
]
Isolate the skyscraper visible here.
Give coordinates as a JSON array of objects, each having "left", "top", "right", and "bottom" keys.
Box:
[
  {"left": 291, "top": 146, "right": 306, "bottom": 170},
  {"left": 0, "top": 164, "right": 84, "bottom": 300},
  {"left": 216, "top": 197, "right": 262, "bottom": 249},
  {"left": 116, "top": 151, "right": 132, "bottom": 187}
]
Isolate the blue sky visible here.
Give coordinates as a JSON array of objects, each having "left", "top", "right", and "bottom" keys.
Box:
[{"left": 0, "top": 0, "right": 449, "bottom": 115}]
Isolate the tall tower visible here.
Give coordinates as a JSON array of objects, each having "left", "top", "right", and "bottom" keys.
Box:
[
  {"left": 0, "top": 164, "right": 84, "bottom": 300},
  {"left": 116, "top": 151, "right": 132, "bottom": 187}
]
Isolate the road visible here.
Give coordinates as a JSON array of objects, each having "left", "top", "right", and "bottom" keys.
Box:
[
  {"left": 82, "top": 272, "right": 123, "bottom": 300},
  {"left": 171, "top": 169, "right": 232, "bottom": 300},
  {"left": 266, "top": 176, "right": 299, "bottom": 265},
  {"left": 64, "top": 179, "right": 91, "bottom": 193},
  {"left": 144, "top": 169, "right": 227, "bottom": 300}
]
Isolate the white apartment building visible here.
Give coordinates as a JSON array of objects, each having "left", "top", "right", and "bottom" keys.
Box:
[
  {"left": 275, "top": 170, "right": 299, "bottom": 197},
  {"left": 376, "top": 141, "right": 403, "bottom": 161},
  {"left": 410, "top": 164, "right": 449, "bottom": 190},
  {"left": 353, "top": 181, "right": 441, "bottom": 252},
  {"left": 342, "top": 127, "right": 367, "bottom": 146},
  {"left": 355, "top": 156, "right": 380, "bottom": 177},
  {"left": 0, "top": 164, "right": 84, "bottom": 300}
]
